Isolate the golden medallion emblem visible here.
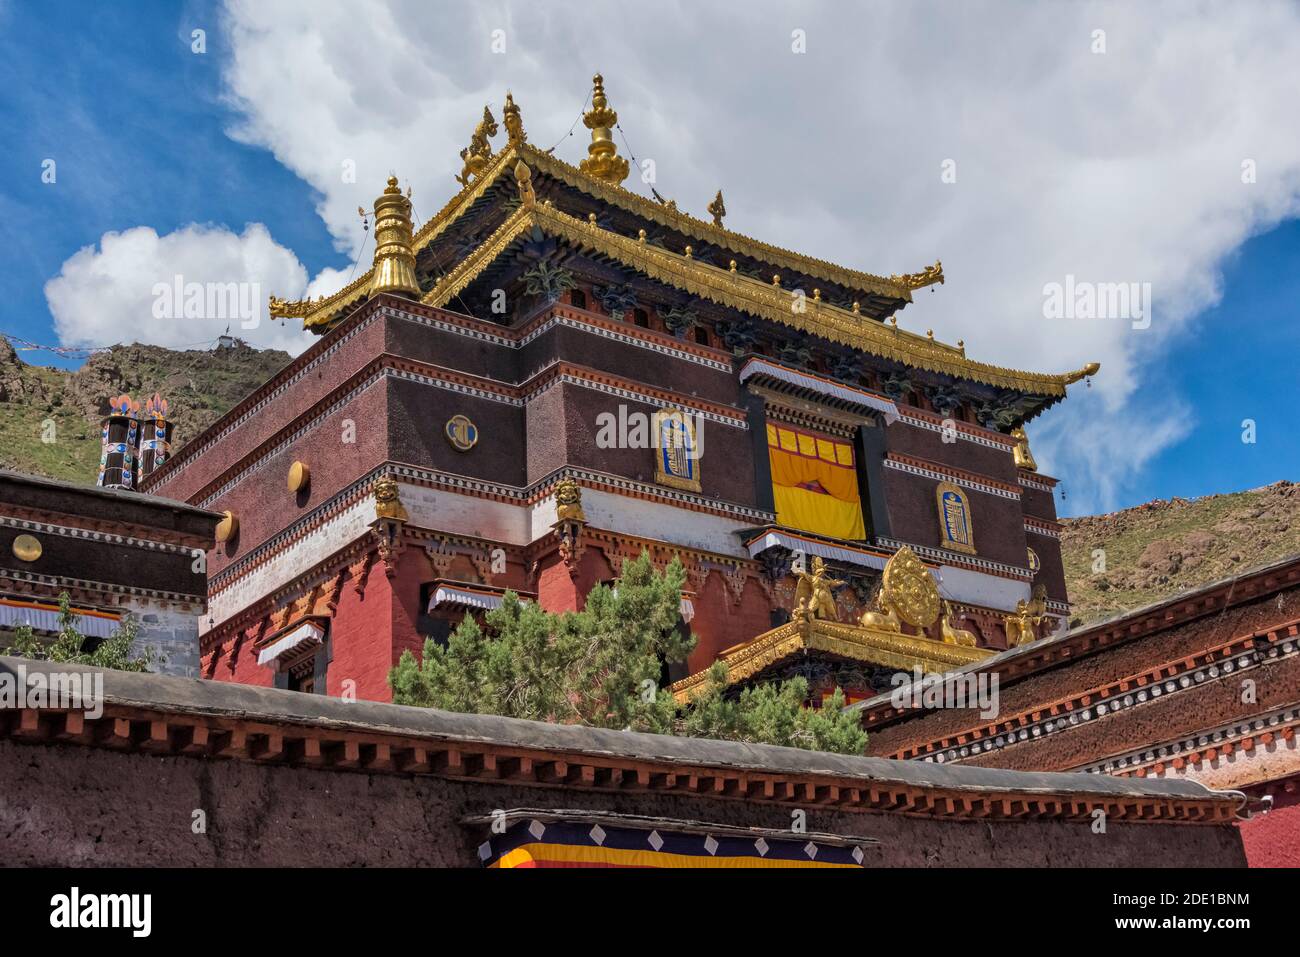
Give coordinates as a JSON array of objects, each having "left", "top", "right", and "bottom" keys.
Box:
[
  {"left": 12, "top": 533, "right": 42, "bottom": 563},
  {"left": 445, "top": 414, "right": 479, "bottom": 451}
]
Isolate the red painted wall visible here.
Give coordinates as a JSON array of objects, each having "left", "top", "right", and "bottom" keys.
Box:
[{"left": 1237, "top": 792, "right": 1300, "bottom": 867}]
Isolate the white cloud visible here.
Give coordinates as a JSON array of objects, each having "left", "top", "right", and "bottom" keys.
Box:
[
  {"left": 58, "top": 0, "right": 1298, "bottom": 509},
  {"left": 44, "top": 223, "right": 321, "bottom": 354}
]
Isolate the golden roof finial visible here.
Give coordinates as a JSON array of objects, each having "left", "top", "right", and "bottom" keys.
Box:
[
  {"left": 707, "top": 189, "right": 726, "bottom": 227},
  {"left": 369, "top": 175, "right": 420, "bottom": 299},
  {"left": 579, "top": 73, "right": 630, "bottom": 185},
  {"left": 503, "top": 91, "right": 526, "bottom": 146}
]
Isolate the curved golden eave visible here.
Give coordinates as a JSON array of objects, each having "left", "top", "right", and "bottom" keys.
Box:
[
  {"left": 514, "top": 143, "right": 937, "bottom": 299},
  {"left": 420, "top": 199, "right": 1099, "bottom": 397}
]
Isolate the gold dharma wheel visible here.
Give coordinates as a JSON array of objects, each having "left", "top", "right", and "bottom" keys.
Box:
[{"left": 881, "top": 546, "right": 941, "bottom": 628}]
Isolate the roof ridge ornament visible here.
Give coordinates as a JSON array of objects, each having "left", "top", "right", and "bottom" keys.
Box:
[
  {"left": 707, "top": 189, "right": 726, "bottom": 227},
  {"left": 514, "top": 160, "right": 536, "bottom": 208},
  {"left": 579, "top": 73, "right": 630, "bottom": 185},
  {"left": 891, "top": 260, "right": 945, "bottom": 290},
  {"left": 503, "top": 91, "right": 526, "bottom": 146},
  {"left": 456, "top": 105, "right": 499, "bottom": 187},
  {"left": 369, "top": 175, "right": 420, "bottom": 299}
]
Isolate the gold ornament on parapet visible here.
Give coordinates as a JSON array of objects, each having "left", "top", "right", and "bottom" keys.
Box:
[
  {"left": 1011, "top": 426, "right": 1038, "bottom": 472},
  {"left": 370, "top": 476, "right": 408, "bottom": 577},
  {"left": 456, "top": 105, "right": 499, "bottom": 187},
  {"left": 792, "top": 556, "right": 844, "bottom": 622},
  {"left": 553, "top": 479, "right": 587, "bottom": 577},
  {"left": 1004, "top": 584, "right": 1047, "bottom": 646},
  {"left": 859, "top": 597, "right": 902, "bottom": 633},
  {"left": 373, "top": 476, "right": 409, "bottom": 522},
  {"left": 939, "top": 600, "right": 979, "bottom": 647},
  {"left": 554, "top": 478, "right": 586, "bottom": 523},
  {"left": 503, "top": 91, "right": 526, "bottom": 146},
  {"left": 707, "top": 189, "right": 726, "bottom": 227}
]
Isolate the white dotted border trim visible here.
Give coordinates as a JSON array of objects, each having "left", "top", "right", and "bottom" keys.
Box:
[
  {"left": 921, "top": 638, "right": 1300, "bottom": 767},
  {"left": 882, "top": 457, "right": 1021, "bottom": 500},
  {"left": 0, "top": 516, "right": 194, "bottom": 557},
  {"left": 875, "top": 536, "right": 1034, "bottom": 580},
  {"left": 897, "top": 413, "right": 1014, "bottom": 452}
]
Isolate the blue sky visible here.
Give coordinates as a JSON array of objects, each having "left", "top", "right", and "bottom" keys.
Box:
[
  {"left": 2, "top": 0, "right": 1299, "bottom": 516},
  {"left": 0, "top": 1, "right": 346, "bottom": 347}
]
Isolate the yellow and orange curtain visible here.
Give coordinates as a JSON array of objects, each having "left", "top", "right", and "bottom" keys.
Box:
[{"left": 766, "top": 424, "right": 866, "bottom": 540}]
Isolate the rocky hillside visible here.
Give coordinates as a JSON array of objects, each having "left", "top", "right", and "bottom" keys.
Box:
[
  {"left": 1061, "top": 481, "right": 1300, "bottom": 625},
  {"left": 0, "top": 337, "right": 290, "bottom": 485}
]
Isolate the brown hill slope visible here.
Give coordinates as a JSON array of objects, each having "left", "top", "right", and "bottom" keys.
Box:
[
  {"left": 0, "top": 337, "right": 289, "bottom": 485},
  {"left": 1060, "top": 481, "right": 1300, "bottom": 625}
]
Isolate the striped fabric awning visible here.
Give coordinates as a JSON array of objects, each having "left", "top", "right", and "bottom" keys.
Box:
[
  {"left": 428, "top": 586, "right": 512, "bottom": 613},
  {"left": 739, "top": 357, "right": 900, "bottom": 423},
  {"left": 745, "top": 530, "right": 890, "bottom": 571},
  {"left": 256, "top": 620, "right": 324, "bottom": 667},
  {"left": 477, "top": 814, "right": 872, "bottom": 869},
  {"left": 0, "top": 598, "right": 119, "bottom": 639}
]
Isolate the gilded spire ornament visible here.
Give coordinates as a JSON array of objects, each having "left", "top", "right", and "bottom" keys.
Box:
[
  {"left": 1010, "top": 426, "right": 1038, "bottom": 472},
  {"left": 503, "top": 91, "right": 526, "bottom": 146},
  {"left": 456, "top": 105, "right": 499, "bottom": 187},
  {"left": 707, "top": 189, "right": 726, "bottom": 227},
  {"left": 368, "top": 175, "right": 420, "bottom": 299},
  {"left": 579, "top": 73, "right": 630, "bottom": 186}
]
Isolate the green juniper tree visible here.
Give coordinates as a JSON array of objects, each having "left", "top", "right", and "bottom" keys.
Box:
[
  {"left": 390, "top": 553, "right": 866, "bottom": 754},
  {"left": 3, "top": 592, "right": 153, "bottom": 672}
]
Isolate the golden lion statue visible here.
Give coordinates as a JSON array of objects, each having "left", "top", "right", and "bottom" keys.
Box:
[
  {"left": 456, "top": 106, "right": 499, "bottom": 186},
  {"left": 554, "top": 478, "right": 586, "bottom": 522}
]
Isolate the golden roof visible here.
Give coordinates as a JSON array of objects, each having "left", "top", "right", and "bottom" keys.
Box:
[
  {"left": 669, "top": 616, "right": 993, "bottom": 703},
  {"left": 270, "top": 85, "right": 1099, "bottom": 396}
]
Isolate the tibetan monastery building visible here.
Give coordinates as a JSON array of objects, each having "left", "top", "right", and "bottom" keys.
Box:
[{"left": 139, "top": 76, "right": 1098, "bottom": 703}]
